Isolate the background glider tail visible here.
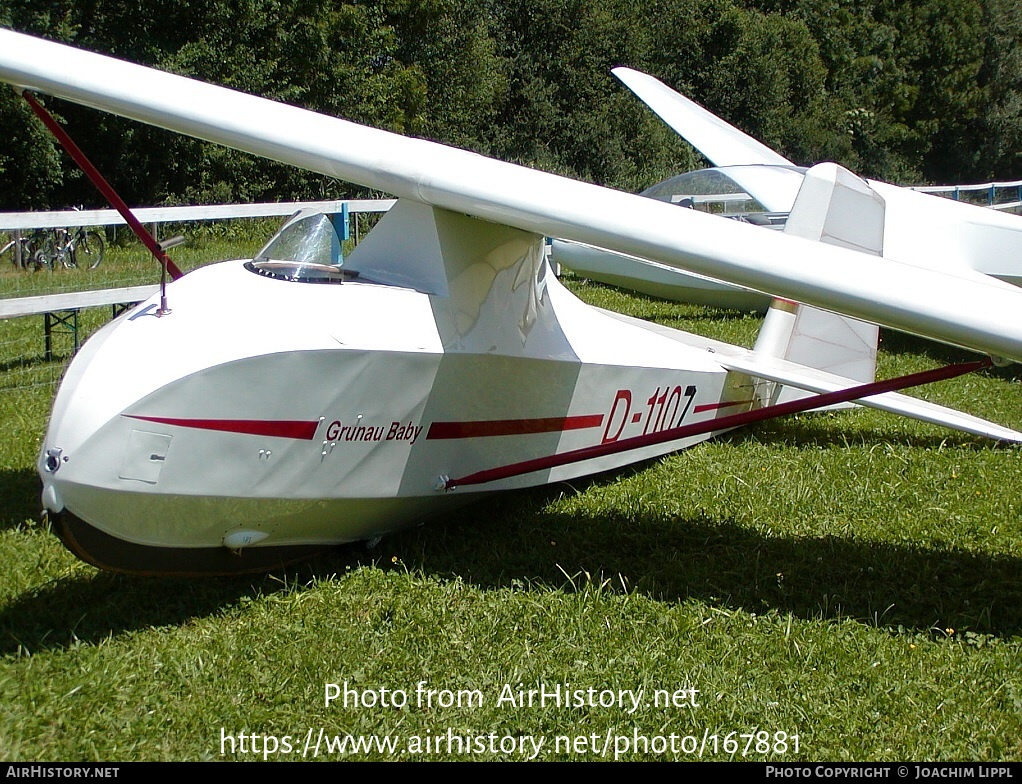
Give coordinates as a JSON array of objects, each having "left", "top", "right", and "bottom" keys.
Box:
[
  {"left": 752, "top": 164, "right": 882, "bottom": 406},
  {"left": 735, "top": 162, "right": 1021, "bottom": 442}
]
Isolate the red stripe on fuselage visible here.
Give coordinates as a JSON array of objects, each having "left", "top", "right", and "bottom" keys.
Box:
[
  {"left": 427, "top": 414, "right": 604, "bottom": 440},
  {"left": 125, "top": 415, "right": 319, "bottom": 440}
]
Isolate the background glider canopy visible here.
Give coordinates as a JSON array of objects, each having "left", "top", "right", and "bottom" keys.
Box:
[{"left": 1, "top": 28, "right": 1021, "bottom": 363}]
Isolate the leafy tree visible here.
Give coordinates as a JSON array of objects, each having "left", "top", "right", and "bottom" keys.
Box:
[
  {"left": 960, "top": 0, "right": 1022, "bottom": 180},
  {"left": 0, "top": 0, "right": 431, "bottom": 206},
  {"left": 1, "top": 0, "right": 1020, "bottom": 209},
  {"left": 0, "top": 88, "right": 65, "bottom": 209}
]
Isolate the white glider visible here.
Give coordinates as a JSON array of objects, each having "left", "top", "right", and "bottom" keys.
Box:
[{"left": 0, "top": 29, "right": 1017, "bottom": 574}]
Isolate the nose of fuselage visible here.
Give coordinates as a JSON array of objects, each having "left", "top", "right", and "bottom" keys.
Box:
[
  {"left": 37, "top": 321, "right": 135, "bottom": 515},
  {"left": 34, "top": 283, "right": 195, "bottom": 512}
]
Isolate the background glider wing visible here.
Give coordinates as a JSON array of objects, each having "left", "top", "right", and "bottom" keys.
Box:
[
  {"left": 612, "top": 66, "right": 799, "bottom": 212},
  {"left": 612, "top": 66, "right": 793, "bottom": 168}
]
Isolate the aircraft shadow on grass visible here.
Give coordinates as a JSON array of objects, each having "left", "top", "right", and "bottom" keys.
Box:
[
  {"left": 2, "top": 471, "right": 1019, "bottom": 656},
  {"left": 0, "top": 468, "right": 44, "bottom": 532},
  {"left": 879, "top": 331, "right": 1022, "bottom": 382}
]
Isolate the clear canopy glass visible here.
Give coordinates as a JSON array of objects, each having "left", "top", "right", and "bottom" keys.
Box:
[
  {"left": 640, "top": 165, "right": 806, "bottom": 222},
  {"left": 247, "top": 211, "right": 352, "bottom": 283}
]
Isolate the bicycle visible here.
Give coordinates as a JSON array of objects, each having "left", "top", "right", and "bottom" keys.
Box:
[
  {"left": 0, "top": 231, "right": 41, "bottom": 269},
  {"left": 31, "top": 226, "right": 105, "bottom": 270}
]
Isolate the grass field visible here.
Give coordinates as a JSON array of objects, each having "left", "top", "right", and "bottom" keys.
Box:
[{"left": 1, "top": 232, "right": 1020, "bottom": 761}]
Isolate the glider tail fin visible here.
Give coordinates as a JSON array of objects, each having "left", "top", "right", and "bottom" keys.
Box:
[
  {"left": 753, "top": 164, "right": 884, "bottom": 406},
  {"left": 734, "top": 164, "right": 1022, "bottom": 442}
]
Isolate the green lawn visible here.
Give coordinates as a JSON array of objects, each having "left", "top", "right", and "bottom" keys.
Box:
[{"left": 1, "top": 239, "right": 1020, "bottom": 761}]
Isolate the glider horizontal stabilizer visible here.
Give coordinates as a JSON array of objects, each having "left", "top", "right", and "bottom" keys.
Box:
[
  {"left": 719, "top": 351, "right": 1022, "bottom": 443},
  {"left": 597, "top": 307, "right": 1020, "bottom": 444}
]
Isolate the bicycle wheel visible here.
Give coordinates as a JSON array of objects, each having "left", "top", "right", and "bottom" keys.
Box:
[
  {"left": 77, "top": 230, "right": 105, "bottom": 269},
  {"left": 34, "top": 232, "right": 63, "bottom": 271},
  {"left": 28, "top": 245, "right": 50, "bottom": 272}
]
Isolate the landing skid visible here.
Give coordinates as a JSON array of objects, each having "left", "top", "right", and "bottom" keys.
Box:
[{"left": 51, "top": 511, "right": 328, "bottom": 576}]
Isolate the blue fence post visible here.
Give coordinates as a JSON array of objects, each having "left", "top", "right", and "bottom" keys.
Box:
[{"left": 330, "top": 203, "right": 350, "bottom": 265}]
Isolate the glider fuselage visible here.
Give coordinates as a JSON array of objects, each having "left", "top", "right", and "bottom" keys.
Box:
[{"left": 39, "top": 224, "right": 747, "bottom": 573}]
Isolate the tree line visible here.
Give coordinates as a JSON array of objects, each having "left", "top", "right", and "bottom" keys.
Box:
[{"left": 1, "top": 0, "right": 1020, "bottom": 210}]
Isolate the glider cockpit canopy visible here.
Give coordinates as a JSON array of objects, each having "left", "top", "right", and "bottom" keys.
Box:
[
  {"left": 247, "top": 210, "right": 356, "bottom": 284},
  {"left": 640, "top": 165, "right": 805, "bottom": 226}
]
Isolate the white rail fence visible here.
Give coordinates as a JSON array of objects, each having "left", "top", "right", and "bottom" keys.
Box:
[
  {"left": 911, "top": 180, "right": 1022, "bottom": 212},
  {"left": 0, "top": 199, "right": 394, "bottom": 388},
  {"left": 0, "top": 198, "right": 395, "bottom": 231}
]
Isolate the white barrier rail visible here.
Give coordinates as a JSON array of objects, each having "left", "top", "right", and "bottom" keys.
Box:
[
  {"left": 0, "top": 285, "right": 159, "bottom": 319},
  {"left": 0, "top": 286, "right": 161, "bottom": 359},
  {"left": 911, "top": 180, "right": 1022, "bottom": 211},
  {"left": 0, "top": 199, "right": 395, "bottom": 230}
]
